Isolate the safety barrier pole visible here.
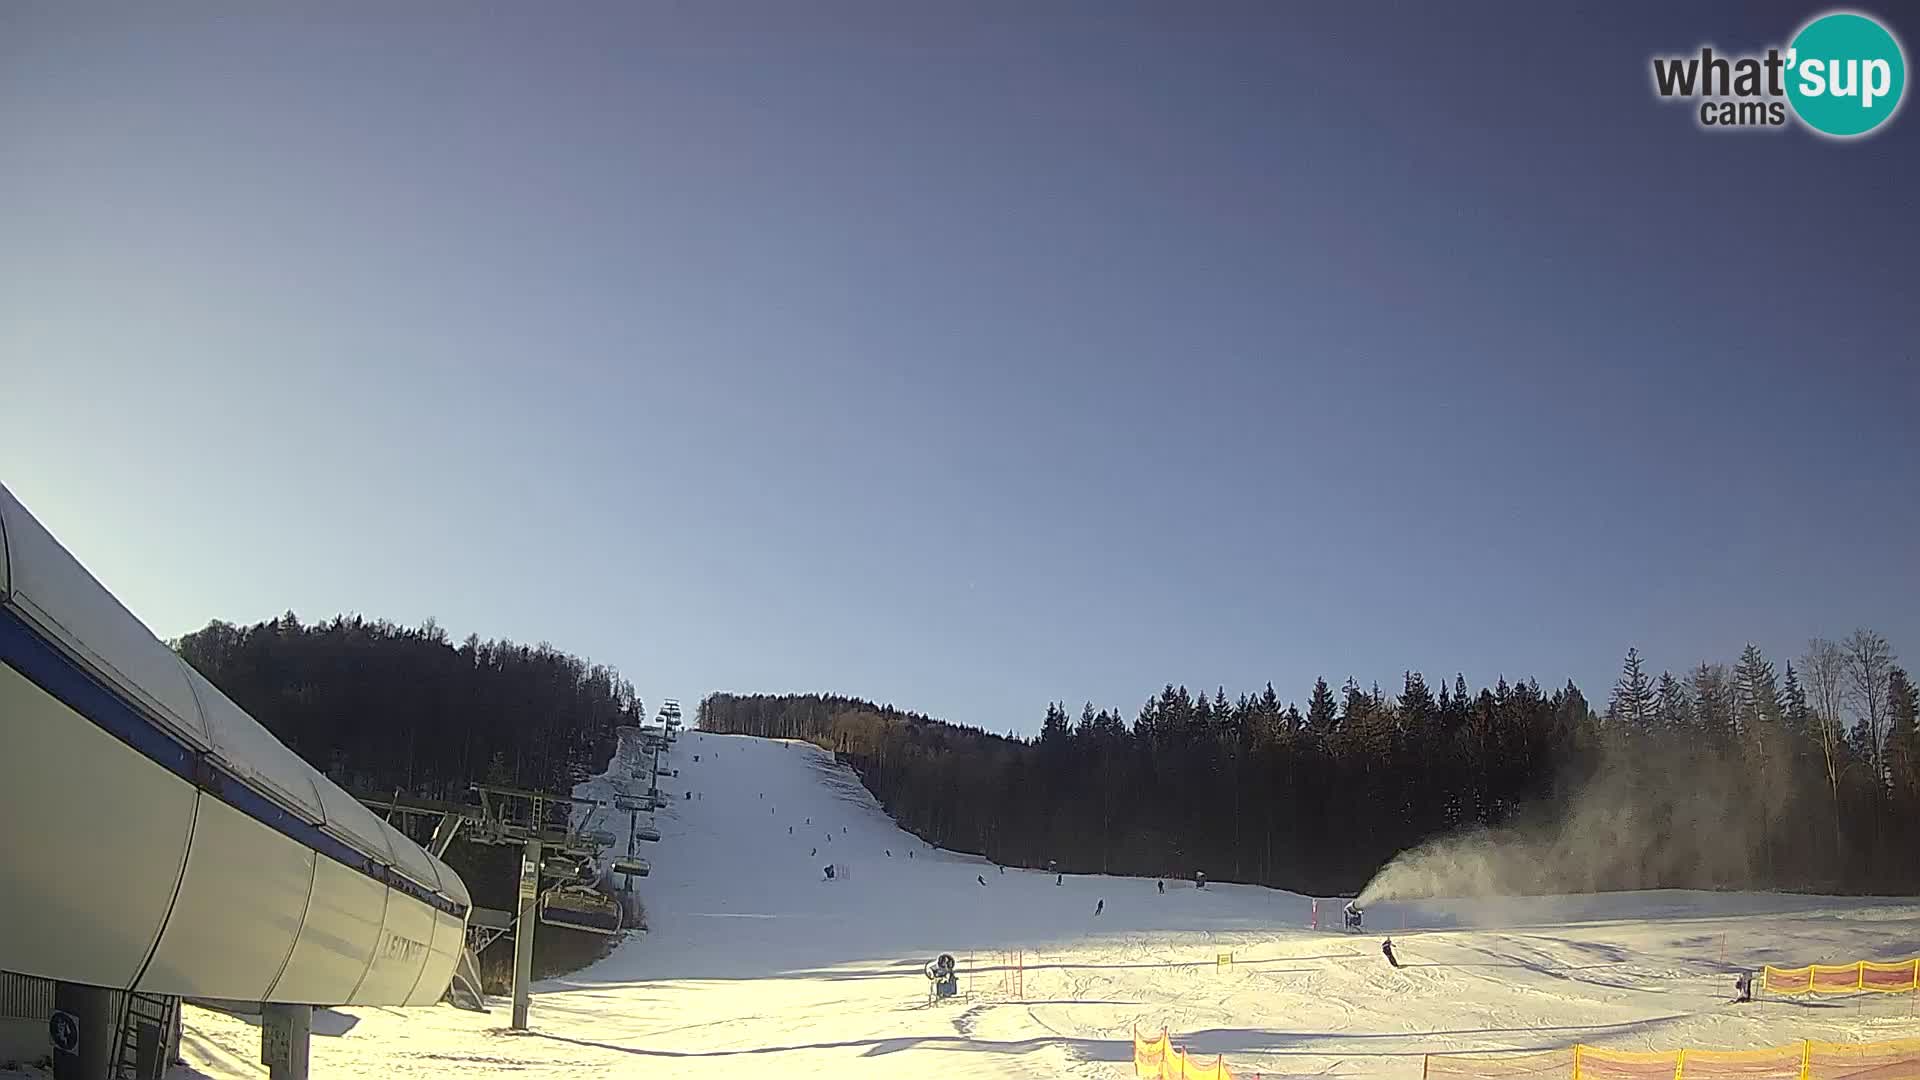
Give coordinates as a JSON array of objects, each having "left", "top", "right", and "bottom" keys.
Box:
[
  {"left": 1857, "top": 962, "right": 1865, "bottom": 990},
  {"left": 1798, "top": 1039, "right": 1810, "bottom": 1080},
  {"left": 1674, "top": 1048, "right": 1686, "bottom": 1080},
  {"left": 1573, "top": 1044, "right": 1584, "bottom": 1080}
]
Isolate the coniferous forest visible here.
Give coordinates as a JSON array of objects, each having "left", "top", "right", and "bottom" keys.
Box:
[
  {"left": 700, "top": 630, "right": 1920, "bottom": 897},
  {"left": 172, "top": 614, "right": 1919, "bottom": 899},
  {"left": 175, "top": 613, "right": 641, "bottom": 800}
]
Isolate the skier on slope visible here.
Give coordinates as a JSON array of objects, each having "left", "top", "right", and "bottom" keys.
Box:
[
  {"left": 1381, "top": 938, "right": 1401, "bottom": 968},
  {"left": 977, "top": 875, "right": 988, "bottom": 887},
  {"left": 1095, "top": 899, "right": 1104, "bottom": 917}
]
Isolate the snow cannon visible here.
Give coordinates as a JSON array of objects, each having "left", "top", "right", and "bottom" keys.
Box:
[
  {"left": 924, "top": 954, "right": 958, "bottom": 1000},
  {"left": 1343, "top": 901, "right": 1364, "bottom": 932}
]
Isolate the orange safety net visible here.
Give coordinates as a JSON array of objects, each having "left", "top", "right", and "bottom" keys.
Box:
[
  {"left": 1133, "top": 1029, "right": 1237, "bottom": 1080},
  {"left": 1806, "top": 1037, "right": 1920, "bottom": 1080},
  {"left": 1764, "top": 957, "right": 1920, "bottom": 996},
  {"left": 1426, "top": 1039, "right": 1920, "bottom": 1080},
  {"left": 1577, "top": 1047, "right": 1685, "bottom": 1080}
]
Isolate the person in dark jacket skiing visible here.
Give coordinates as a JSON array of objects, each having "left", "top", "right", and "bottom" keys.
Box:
[
  {"left": 1382, "top": 938, "right": 1401, "bottom": 968},
  {"left": 977, "top": 875, "right": 988, "bottom": 887},
  {"left": 1094, "top": 899, "right": 1104, "bottom": 917},
  {"left": 1157, "top": 880, "right": 1165, "bottom": 894}
]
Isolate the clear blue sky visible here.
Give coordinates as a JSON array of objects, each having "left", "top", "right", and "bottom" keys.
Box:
[{"left": 3, "top": 3, "right": 1914, "bottom": 733}]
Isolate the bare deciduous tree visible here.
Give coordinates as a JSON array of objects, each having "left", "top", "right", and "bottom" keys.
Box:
[
  {"left": 1801, "top": 638, "right": 1848, "bottom": 839},
  {"left": 1843, "top": 628, "right": 1895, "bottom": 787}
]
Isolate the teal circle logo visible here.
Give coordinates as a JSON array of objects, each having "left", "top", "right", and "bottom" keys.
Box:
[{"left": 1786, "top": 11, "right": 1906, "bottom": 137}]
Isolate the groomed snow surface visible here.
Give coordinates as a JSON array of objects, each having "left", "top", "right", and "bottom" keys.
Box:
[{"left": 174, "top": 731, "right": 1920, "bottom": 1078}]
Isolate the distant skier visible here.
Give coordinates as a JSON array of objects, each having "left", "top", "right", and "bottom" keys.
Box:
[
  {"left": 823, "top": 864, "right": 836, "bottom": 880},
  {"left": 789, "top": 825, "right": 793, "bottom": 834},
  {"left": 1157, "top": 881, "right": 1165, "bottom": 894},
  {"left": 811, "top": 847, "right": 816, "bottom": 857},
  {"left": 1732, "top": 971, "right": 1753, "bottom": 1003},
  {"left": 909, "top": 850, "right": 914, "bottom": 859},
  {"left": 1195, "top": 871, "right": 1206, "bottom": 889},
  {"left": 1381, "top": 938, "right": 1401, "bottom": 968},
  {"left": 1095, "top": 899, "right": 1104, "bottom": 917},
  {"left": 977, "top": 875, "right": 988, "bottom": 887},
  {"left": 806, "top": 817, "right": 811, "bottom": 824},
  {"left": 1344, "top": 902, "right": 1364, "bottom": 932},
  {"left": 886, "top": 850, "right": 892, "bottom": 857},
  {"left": 1055, "top": 874, "right": 1063, "bottom": 886}
]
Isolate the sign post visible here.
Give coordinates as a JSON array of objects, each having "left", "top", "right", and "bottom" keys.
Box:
[{"left": 511, "top": 835, "right": 542, "bottom": 1031}]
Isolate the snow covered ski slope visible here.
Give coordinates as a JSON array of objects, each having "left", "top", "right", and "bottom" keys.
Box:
[{"left": 171, "top": 730, "right": 1920, "bottom": 1079}]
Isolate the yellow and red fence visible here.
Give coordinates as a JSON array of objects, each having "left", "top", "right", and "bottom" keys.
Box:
[
  {"left": 1423, "top": 1037, "right": 1920, "bottom": 1080},
  {"left": 1762, "top": 957, "right": 1920, "bottom": 995},
  {"left": 1133, "top": 1029, "right": 1238, "bottom": 1080}
]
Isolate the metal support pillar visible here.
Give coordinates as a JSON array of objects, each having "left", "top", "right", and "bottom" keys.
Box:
[
  {"left": 511, "top": 834, "right": 542, "bottom": 1030},
  {"left": 260, "top": 1003, "right": 310, "bottom": 1080},
  {"left": 50, "top": 981, "right": 115, "bottom": 1080}
]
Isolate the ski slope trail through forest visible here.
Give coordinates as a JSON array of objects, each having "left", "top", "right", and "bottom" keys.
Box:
[{"left": 170, "top": 730, "right": 1920, "bottom": 1079}]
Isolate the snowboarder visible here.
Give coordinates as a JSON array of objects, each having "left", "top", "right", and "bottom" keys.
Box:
[
  {"left": 823, "top": 864, "right": 836, "bottom": 880},
  {"left": 811, "top": 847, "right": 816, "bottom": 857},
  {"left": 1157, "top": 880, "right": 1165, "bottom": 894},
  {"left": 977, "top": 875, "right": 988, "bottom": 887},
  {"left": 1382, "top": 938, "right": 1401, "bottom": 968},
  {"left": 1095, "top": 899, "right": 1104, "bottom": 917}
]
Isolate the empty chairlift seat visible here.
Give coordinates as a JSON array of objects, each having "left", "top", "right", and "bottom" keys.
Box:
[{"left": 539, "top": 887, "right": 622, "bottom": 935}]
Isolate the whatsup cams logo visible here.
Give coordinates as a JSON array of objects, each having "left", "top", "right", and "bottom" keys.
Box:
[{"left": 1651, "top": 10, "right": 1906, "bottom": 137}]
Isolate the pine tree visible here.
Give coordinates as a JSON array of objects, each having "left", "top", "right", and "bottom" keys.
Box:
[
  {"left": 1655, "top": 672, "right": 1691, "bottom": 732},
  {"left": 1734, "top": 643, "right": 1783, "bottom": 738},
  {"left": 1885, "top": 668, "right": 1920, "bottom": 808},
  {"left": 1401, "top": 671, "right": 1437, "bottom": 732},
  {"left": 1306, "top": 677, "right": 1337, "bottom": 734},
  {"left": 1608, "top": 648, "right": 1656, "bottom": 731}
]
